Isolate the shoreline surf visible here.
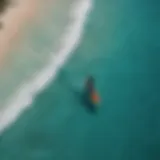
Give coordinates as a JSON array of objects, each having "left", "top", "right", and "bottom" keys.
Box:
[{"left": 0, "top": 0, "right": 93, "bottom": 135}]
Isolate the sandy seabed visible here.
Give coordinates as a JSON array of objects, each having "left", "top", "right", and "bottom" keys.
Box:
[{"left": 0, "top": 0, "right": 47, "bottom": 65}]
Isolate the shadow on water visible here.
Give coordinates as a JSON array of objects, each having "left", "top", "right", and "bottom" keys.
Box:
[
  {"left": 67, "top": 85, "right": 98, "bottom": 114},
  {"left": 58, "top": 70, "right": 98, "bottom": 114}
]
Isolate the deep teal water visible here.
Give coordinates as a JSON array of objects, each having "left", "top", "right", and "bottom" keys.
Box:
[{"left": 0, "top": 0, "right": 160, "bottom": 159}]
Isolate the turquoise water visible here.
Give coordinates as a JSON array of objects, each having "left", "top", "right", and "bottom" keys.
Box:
[{"left": 0, "top": 0, "right": 160, "bottom": 159}]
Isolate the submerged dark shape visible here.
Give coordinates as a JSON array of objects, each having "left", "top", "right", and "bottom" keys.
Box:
[
  {"left": 85, "top": 76, "right": 95, "bottom": 94},
  {"left": 82, "top": 90, "right": 97, "bottom": 113},
  {"left": 58, "top": 71, "right": 99, "bottom": 113},
  {"left": 82, "top": 76, "right": 100, "bottom": 112}
]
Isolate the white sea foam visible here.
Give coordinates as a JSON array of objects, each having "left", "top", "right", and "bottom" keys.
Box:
[{"left": 0, "top": 0, "right": 93, "bottom": 134}]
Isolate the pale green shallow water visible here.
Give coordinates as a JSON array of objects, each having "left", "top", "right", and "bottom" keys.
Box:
[{"left": 0, "top": 0, "right": 160, "bottom": 159}]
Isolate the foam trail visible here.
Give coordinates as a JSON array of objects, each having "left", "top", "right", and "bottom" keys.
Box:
[{"left": 0, "top": 0, "right": 93, "bottom": 134}]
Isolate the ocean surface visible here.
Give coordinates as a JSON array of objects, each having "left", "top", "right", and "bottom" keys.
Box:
[{"left": 0, "top": 0, "right": 160, "bottom": 159}]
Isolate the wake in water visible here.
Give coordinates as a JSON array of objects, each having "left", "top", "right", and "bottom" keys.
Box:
[{"left": 0, "top": 0, "right": 93, "bottom": 134}]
